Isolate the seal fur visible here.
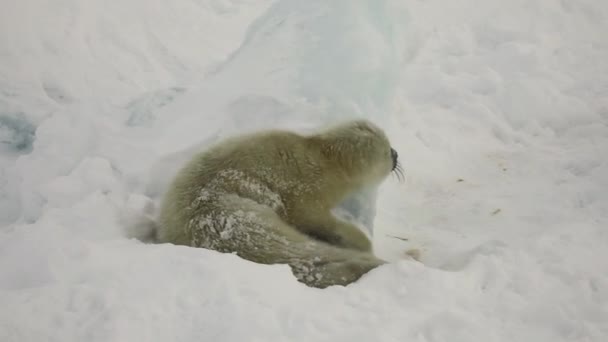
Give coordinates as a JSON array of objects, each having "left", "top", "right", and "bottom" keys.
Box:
[{"left": 156, "top": 119, "right": 399, "bottom": 288}]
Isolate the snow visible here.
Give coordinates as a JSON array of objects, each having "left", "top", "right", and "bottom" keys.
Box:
[{"left": 1, "top": 0, "right": 608, "bottom": 341}]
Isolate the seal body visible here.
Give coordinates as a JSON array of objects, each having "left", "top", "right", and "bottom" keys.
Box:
[{"left": 157, "top": 120, "right": 397, "bottom": 288}]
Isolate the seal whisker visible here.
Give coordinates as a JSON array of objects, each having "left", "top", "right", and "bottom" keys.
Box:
[{"left": 392, "top": 162, "right": 405, "bottom": 182}]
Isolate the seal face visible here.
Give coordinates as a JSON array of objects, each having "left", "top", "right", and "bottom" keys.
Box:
[{"left": 156, "top": 119, "right": 398, "bottom": 288}]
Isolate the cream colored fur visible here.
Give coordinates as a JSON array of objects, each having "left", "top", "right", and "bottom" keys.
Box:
[{"left": 157, "top": 120, "right": 395, "bottom": 288}]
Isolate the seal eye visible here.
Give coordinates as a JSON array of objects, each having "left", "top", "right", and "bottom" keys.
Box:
[{"left": 390, "top": 148, "right": 398, "bottom": 170}]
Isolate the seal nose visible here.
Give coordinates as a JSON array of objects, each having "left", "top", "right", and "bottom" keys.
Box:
[{"left": 390, "top": 148, "right": 398, "bottom": 170}]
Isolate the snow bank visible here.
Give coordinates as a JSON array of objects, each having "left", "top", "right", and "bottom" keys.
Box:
[{"left": 1, "top": 0, "right": 608, "bottom": 341}]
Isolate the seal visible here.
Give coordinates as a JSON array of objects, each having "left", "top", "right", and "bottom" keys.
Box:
[{"left": 156, "top": 119, "right": 401, "bottom": 288}]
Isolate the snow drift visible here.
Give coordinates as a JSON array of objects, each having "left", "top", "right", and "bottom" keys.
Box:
[{"left": 1, "top": 0, "right": 608, "bottom": 341}]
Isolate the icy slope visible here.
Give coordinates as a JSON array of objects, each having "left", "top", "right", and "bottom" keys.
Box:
[
  {"left": 2, "top": 0, "right": 608, "bottom": 341},
  {"left": 0, "top": 0, "right": 274, "bottom": 223}
]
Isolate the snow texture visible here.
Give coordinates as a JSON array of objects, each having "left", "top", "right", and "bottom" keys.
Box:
[{"left": 1, "top": 0, "right": 608, "bottom": 341}]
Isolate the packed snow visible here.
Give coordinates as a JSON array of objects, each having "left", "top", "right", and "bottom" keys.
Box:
[{"left": 1, "top": 0, "right": 608, "bottom": 341}]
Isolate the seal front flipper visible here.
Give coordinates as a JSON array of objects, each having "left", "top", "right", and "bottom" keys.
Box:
[{"left": 295, "top": 216, "right": 372, "bottom": 252}]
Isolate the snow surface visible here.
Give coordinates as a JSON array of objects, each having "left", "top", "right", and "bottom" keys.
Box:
[{"left": 2, "top": 0, "right": 608, "bottom": 341}]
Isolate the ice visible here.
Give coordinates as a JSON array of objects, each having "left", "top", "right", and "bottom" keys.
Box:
[{"left": 1, "top": 0, "right": 608, "bottom": 341}]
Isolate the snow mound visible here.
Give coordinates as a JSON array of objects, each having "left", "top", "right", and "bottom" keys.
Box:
[{"left": 1, "top": 0, "right": 608, "bottom": 341}]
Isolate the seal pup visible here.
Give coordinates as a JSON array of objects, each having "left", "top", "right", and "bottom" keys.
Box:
[{"left": 156, "top": 120, "right": 402, "bottom": 288}]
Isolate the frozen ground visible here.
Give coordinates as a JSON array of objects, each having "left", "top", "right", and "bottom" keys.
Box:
[{"left": 1, "top": 0, "right": 608, "bottom": 341}]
